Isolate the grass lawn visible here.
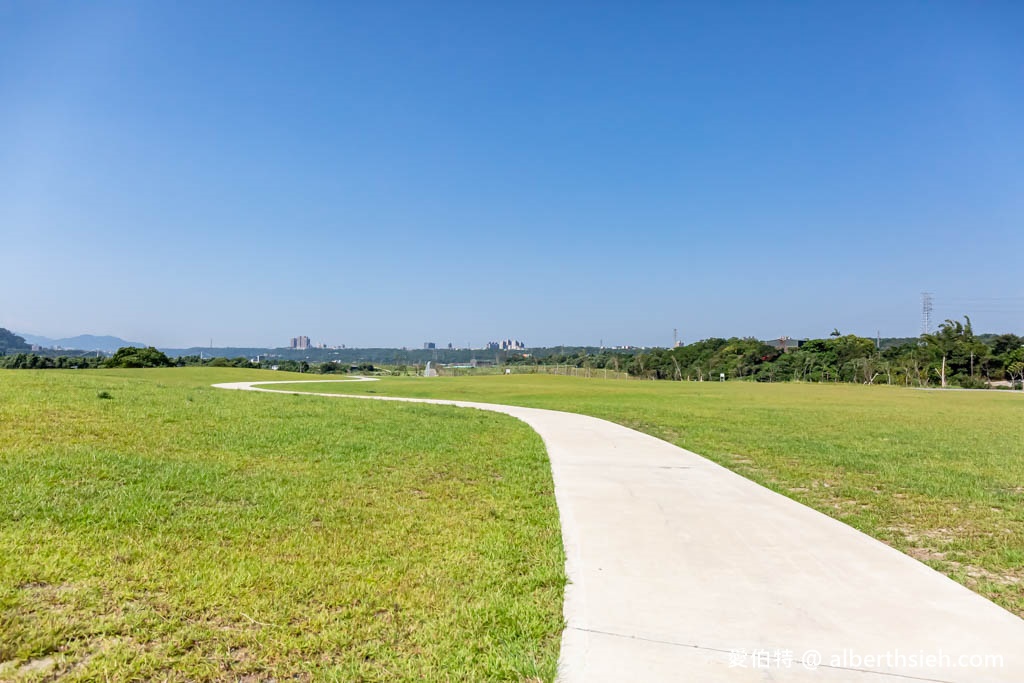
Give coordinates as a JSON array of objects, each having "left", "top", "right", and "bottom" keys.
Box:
[
  {"left": 0, "top": 369, "right": 565, "bottom": 681},
  {"left": 268, "top": 374, "right": 1024, "bottom": 619}
]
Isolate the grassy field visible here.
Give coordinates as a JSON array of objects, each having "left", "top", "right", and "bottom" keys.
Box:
[
  {"left": 268, "top": 374, "right": 1024, "bottom": 618},
  {"left": 0, "top": 369, "right": 565, "bottom": 682}
]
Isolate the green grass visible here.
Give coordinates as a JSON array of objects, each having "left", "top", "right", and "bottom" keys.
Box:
[
  {"left": 0, "top": 369, "right": 565, "bottom": 681},
  {"left": 269, "top": 374, "right": 1024, "bottom": 618}
]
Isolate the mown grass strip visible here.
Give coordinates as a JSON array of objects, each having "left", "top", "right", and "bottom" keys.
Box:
[
  {"left": 273, "top": 374, "right": 1024, "bottom": 618},
  {"left": 0, "top": 369, "right": 565, "bottom": 681}
]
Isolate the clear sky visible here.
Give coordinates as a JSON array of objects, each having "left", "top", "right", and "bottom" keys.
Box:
[{"left": 2, "top": 1, "right": 1022, "bottom": 348}]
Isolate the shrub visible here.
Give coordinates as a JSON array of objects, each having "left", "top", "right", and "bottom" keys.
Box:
[{"left": 105, "top": 346, "right": 173, "bottom": 369}]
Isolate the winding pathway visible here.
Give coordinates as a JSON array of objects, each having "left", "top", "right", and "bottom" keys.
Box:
[{"left": 213, "top": 379, "right": 1024, "bottom": 682}]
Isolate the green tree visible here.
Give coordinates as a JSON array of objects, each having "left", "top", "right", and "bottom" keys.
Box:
[
  {"left": 921, "top": 316, "right": 987, "bottom": 387},
  {"left": 1006, "top": 348, "right": 1024, "bottom": 388},
  {"left": 105, "top": 346, "right": 173, "bottom": 368},
  {"left": 990, "top": 333, "right": 1024, "bottom": 357}
]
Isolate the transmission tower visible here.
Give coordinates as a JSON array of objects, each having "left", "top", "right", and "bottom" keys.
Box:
[{"left": 921, "top": 292, "right": 933, "bottom": 335}]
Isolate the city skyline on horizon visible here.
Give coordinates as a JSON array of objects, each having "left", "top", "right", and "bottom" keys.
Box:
[{"left": 12, "top": 305, "right": 1022, "bottom": 354}]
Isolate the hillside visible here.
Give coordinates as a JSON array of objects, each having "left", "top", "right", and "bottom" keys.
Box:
[
  {"left": 0, "top": 328, "right": 30, "bottom": 353},
  {"left": 16, "top": 333, "right": 145, "bottom": 353}
]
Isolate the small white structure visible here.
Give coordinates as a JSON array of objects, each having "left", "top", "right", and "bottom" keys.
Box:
[{"left": 424, "top": 361, "right": 438, "bottom": 378}]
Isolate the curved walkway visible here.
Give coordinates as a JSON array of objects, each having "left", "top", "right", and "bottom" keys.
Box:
[{"left": 213, "top": 380, "right": 1024, "bottom": 682}]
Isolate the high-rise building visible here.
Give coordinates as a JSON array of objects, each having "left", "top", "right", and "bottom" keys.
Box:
[
  {"left": 487, "top": 338, "right": 526, "bottom": 351},
  {"left": 424, "top": 342, "right": 436, "bottom": 349},
  {"left": 290, "top": 336, "right": 311, "bottom": 350}
]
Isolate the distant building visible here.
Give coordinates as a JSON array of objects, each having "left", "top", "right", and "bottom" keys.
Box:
[
  {"left": 424, "top": 342, "right": 436, "bottom": 350},
  {"left": 290, "top": 336, "right": 311, "bottom": 350},
  {"left": 487, "top": 338, "right": 526, "bottom": 351},
  {"left": 766, "top": 337, "right": 805, "bottom": 352}
]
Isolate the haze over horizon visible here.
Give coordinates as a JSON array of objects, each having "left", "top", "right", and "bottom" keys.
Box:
[{"left": 2, "top": 2, "right": 1022, "bottom": 349}]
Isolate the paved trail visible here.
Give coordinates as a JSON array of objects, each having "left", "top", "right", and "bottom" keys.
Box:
[{"left": 214, "top": 380, "right": 1024, "bottom": 683}]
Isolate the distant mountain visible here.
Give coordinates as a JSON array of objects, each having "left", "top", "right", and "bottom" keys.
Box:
[
  {"left": 17, "top": 333, "right": 146, "bottom": 353},
  {"left": 16, "top": 333, "right": 54, "bottom": 347}
]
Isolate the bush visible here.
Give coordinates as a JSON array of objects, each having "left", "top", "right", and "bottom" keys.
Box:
[
  {"left": 105, "top": 346, "right": 173, "bottom": 369},
  {"left": 956, "top": 376, "right": 988, "bottom": 390}
]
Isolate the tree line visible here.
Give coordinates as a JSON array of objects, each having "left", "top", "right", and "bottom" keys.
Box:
[
  {"left": 507, "top": 318, "right": 1022, "bottom": 388},
  {"left": 0, "top": 354, "right": 107, "bottom": 369},
  {"left": 4, "top": 321, "right": 1023, "bottom": 388}
]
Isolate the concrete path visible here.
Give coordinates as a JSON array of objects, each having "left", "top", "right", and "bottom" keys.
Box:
[{"left": 213, "top": 380, "right": 1024, "bottom": 683}]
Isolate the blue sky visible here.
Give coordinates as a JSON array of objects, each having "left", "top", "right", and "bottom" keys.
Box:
[{"left": 2, "top": 1, "right": 1022, "bottom": 348}]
